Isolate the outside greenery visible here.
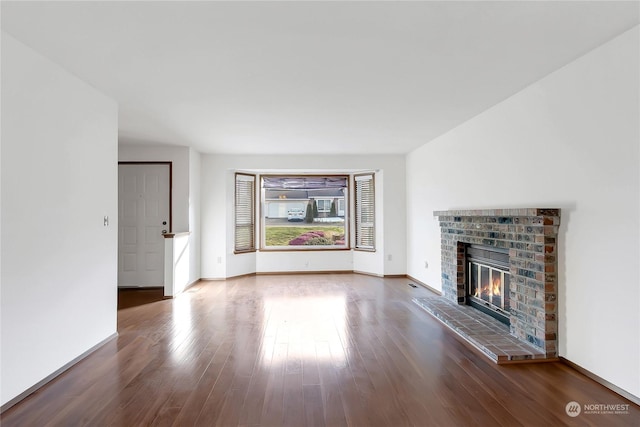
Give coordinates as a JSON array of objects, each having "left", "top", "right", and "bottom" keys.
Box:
[{"left": 265, "top": 226, "right": 344, "bottom": 246}]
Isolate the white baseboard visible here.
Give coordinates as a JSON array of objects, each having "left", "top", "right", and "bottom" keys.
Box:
[{"left": 0, "top": 332, "right": 118, "bottom": 413}]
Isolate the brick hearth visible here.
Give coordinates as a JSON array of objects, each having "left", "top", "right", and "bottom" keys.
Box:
[{"left": 432, "top": 208, "right": 560, "bottom": 359}]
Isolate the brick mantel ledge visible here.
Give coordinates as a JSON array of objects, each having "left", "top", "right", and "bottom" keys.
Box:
[{"left": 433, "top": 208, "right": 559, "bottom": 217}]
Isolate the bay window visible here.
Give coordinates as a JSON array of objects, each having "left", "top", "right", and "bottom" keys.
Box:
[{"left": 262, "top": 175, "right": 348, "bottom": 250}]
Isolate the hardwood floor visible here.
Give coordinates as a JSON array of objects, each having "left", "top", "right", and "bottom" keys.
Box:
[
  {"left": 2, "top": 274, "right": 638, "bottom": 426},
  {"left": 117, "top": 287, "right": 165, "bottom": 309}
]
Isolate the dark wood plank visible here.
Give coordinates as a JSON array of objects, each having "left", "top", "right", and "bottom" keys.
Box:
[
  {"left": 303, "top": 384, "right": 326, "bottom": 427},
  {"left": 1, "top": 274, "right": 638, "bottom": 427}
]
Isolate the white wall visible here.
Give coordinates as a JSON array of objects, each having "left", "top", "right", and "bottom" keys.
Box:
[
  {"left": 189, "top": 148, "right": 202, "bottom": 283},
  {"left": 406, "top": 27, "right": 639, "bottom": 398},
  {"left": 200, "top": 154, "right": 405, "bottom": 279},
  {"left": 1, "top": 33, "right": 119, "bottom": 405},
  {"left": 118, "top": 144, "right": 201, "bottom": 284},
  {"left": 164, "top": 233, "right": 191, "bottom": 296}
]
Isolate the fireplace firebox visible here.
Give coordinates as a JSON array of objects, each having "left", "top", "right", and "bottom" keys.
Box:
[{"left": 466, "top": 245, "right": 510, "bottom": 325}]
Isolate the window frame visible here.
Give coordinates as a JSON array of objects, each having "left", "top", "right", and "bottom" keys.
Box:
[
  {"left": 316, "top": 199, "right": 333, "bottom": 213},
  {"left": 260, "top": 174, "right": 350, "bottom": 251},
  {"left": 354, "top": 173, "right": 376, "bottom": 252},
  {"left": 234, "top": 172, "right": 257, "bottom": 254}
]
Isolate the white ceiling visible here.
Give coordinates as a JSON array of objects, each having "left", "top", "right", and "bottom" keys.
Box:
[{"left": 2, "top": 1, "right": 638, "bottom": 155}]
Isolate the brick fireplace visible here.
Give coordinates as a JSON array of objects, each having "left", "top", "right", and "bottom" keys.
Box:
[{"left": 433, "top": 208, "right": 560, "bottom": 358}]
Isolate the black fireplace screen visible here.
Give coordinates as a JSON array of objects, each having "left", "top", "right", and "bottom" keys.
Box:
[{"left": 466, "top": 245, "right": 510, "bottom": 325}]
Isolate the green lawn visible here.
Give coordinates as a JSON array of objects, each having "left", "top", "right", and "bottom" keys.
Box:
[{"left": 265, "top": 226, "right": 345, "bottom": 246}]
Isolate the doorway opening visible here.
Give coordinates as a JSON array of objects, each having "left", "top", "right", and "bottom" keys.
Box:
[{"left": 118, "top": 162, "right": 172, "bottom": 288}]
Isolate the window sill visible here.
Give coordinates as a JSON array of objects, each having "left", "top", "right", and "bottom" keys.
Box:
[
  {"left": 234, "top": 249, "right": 257, "bottom": 255},
  {"left": 259, "top": 247, "right": 351, "bottom": 252}
]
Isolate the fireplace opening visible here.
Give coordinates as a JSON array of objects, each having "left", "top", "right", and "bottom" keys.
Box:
[{"left": 466, "top": 245, "right": 511, "bottom": 326}]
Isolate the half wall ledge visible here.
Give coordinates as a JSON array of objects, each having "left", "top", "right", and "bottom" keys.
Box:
[{"left": 164, "top": 231, "right": 192, "bottom": 297}]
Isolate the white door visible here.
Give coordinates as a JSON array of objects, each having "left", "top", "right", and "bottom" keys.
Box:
[{"left": 118, "top": 163, "right": 170, "bottom": 287}]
